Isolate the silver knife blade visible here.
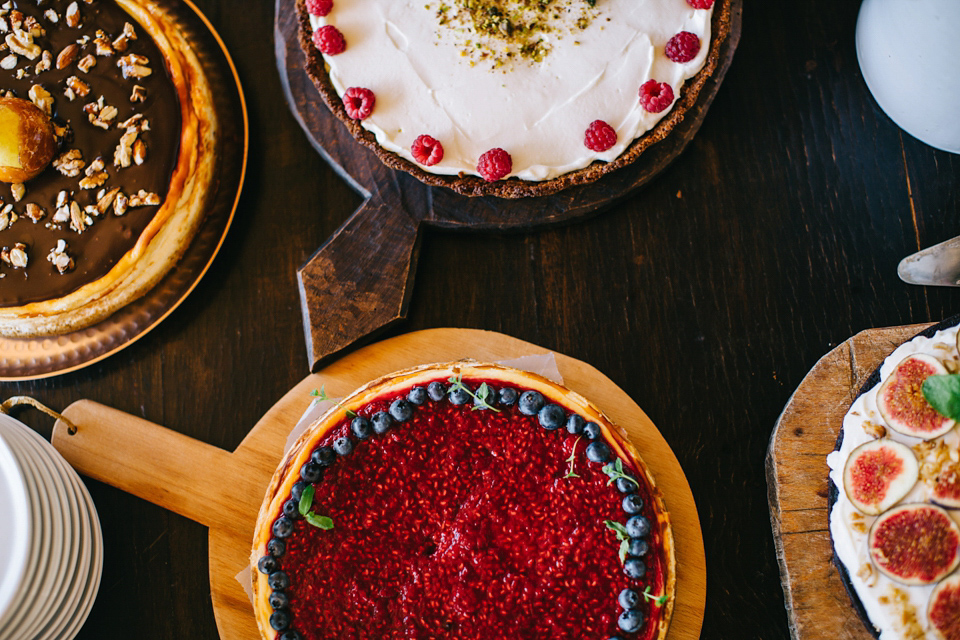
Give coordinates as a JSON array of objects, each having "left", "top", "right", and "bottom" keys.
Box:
[{"left": 898, "top": 236, "right": 960, "bottom": 286}]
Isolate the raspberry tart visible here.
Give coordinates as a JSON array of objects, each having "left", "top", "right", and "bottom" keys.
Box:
[
  {"left": 252, "top": 361, "right": 675, "bottom": 639},
  {"left": 295, "top": 0, "right": 732, "bottom": 197},
  {"left": 828, "top": 319, "right": 960, "bottom": 639},
  {"left": 0, "top": 0, "right": 217, "bottom": 337}
]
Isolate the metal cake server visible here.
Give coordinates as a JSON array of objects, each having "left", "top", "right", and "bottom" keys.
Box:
[{"left": 899, "top": 235, "right": 960, "bottom": 286}]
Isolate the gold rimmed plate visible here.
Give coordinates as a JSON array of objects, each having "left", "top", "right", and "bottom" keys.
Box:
[{"left": 0, "top": 0, "right": 248, "bottom": 380}]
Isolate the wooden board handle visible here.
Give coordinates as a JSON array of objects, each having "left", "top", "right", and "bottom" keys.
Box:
[
  {"left": 297, "top": 187, "right": 422, "bottom": 371},
  {"left": 52, "top": 399, "right": 264, "bottom": 535}
]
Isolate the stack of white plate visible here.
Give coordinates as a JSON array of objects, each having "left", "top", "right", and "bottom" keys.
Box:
[{"left": 0, "top": 413, "right": 103, "bottom": 640}]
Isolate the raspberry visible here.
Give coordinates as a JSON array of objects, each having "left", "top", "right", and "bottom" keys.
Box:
[
  {"left": 638, "top": 80, "right": 674, "bottom": 113},
  {"left": 686, "top": 0, "right": 714, "bottom": 8},
  {"left": 313, "top": 25, "right": 346, "bottom": 55},
  {"left": 305, "top": 0, "right": 333, "bottom": 16},
  {"left": 584, "top": 120, "right": 617, "bottom": 152},
  {"left": 477, "top": 148, "right": 511, "bottom": 181},
  {"left": 412, "top": 135, "right": 444, "bottom": 166},
  {"left": 343, "top": 87, "right": 375, "bottom": 120},
  {"left": 665, "top": 31, "right": 701, "bottom": 63}
]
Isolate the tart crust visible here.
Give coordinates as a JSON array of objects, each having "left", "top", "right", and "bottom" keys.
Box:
[
  {"left": 251, "top": 360, "right": 676, "bottom": 640},
  {"left": 295, "top": 0, "right": 732, "bottom": 198},
  {"left": 0, "top": 0, "right": 217, "bottom": 338}
]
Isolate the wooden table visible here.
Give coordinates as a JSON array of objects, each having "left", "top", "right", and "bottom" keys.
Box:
[{"left": 4, "top": 1, "right": 960, "bottom": 638}]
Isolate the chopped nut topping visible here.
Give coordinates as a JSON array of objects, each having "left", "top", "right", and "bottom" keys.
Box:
[
  {"left": 0, "top": 204, "right": 16, "bottom": 231},
  {"left": 129, "top": 84, "right": 146, "bottom": 103},
  {"left": 6, "top": 30, "right": 40, "bottom": 60},
  {"left": 23, "top": 15, "right": 43, "bottom": 39},
  {"left": 862, "top": 420, "right": 886, "bottom": 439},
  {"left": 53, "top": 149, "right": 84, "bottom": 177},
  {"left": 34, "top": 49, "right": 51, "bottom": 73},
  {"left": 132, "top": 138, "right": 146, "bottom": 165},
  {"left": 1, "top": 242, "right": 29, "bottom": 268},
  {"left": 113, "top": 191, "right": 128, "bottom": 216},
  {"left": 0, "top": 54, "right": 16, "bottom": 70},
  {"left": 78, "top": 155, "right": 107, "bottom": 189},
  {"left": 117, "top": 113, "right": 149, "bottom": 131},
  {"left": 64, "top": 2, "right": 80, "bottom": 28},
  {"left": 43, "top": 9, "right": 59, "bottom": 24},
  {"left": 56, "top": 42, "right": 78, "bottom": 69},
  {"left": 128, "top": 189, "right": 159, "bottom": 207},
  {"left": 112, "top": 21, "right": 136, "bottom": 52},
  {"left": 10, "top": 182, "right": 24, "bottom": 202},
  {"left": 113, "top": 128, "right": 137, "bottom": 168},
  {"left": 76, "top": 53, "right": 94, "bottom": 72},
  {"left": 68, "top": 200, "right": 87, "bottom": 233},
  {"left": 84, "top": 96, "right": 118, "bottom": 129},
  {"left": 46, "top": 239, "right": 74, "bottom": 274},
  {"left": 24, "top": 203, "right": 45, "bottom": 222},
  {"left": 28, "top": 83, "right": 52, "bottom": 114},
  {"left": 95, "top": 187, "right": 120, "bottom": 214},
  {"left": 117, "top": 53, "right": 150, "bottom": 79},
  {"left": 93, "top": 29, "right": 112, "bottom": 56},
  {"left": 64, "top": 75, "right": 88, "bottom": 99}
]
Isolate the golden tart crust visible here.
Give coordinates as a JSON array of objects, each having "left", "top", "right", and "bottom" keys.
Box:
[{"left": 251, "top": 361, "right": 676, "bottom": 640}]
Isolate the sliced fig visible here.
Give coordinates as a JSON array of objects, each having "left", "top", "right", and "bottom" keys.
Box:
[
  {"left": 929, "top": 572, "right": 960, "bottom": 640},
  {"left": 842, "top": 439, "right": 918, "bottom": 515},
  {"left": 868, "top": 503, "right": 960, "bottom": 585},
  {"left": 934, "top": 469, "right": 960, "bottom": 509},
  {"left": 877, "top": 354, "right": 955, "bottom": 439}
]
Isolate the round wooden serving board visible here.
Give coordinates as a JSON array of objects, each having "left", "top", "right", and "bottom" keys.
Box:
[
  {"left": 50, "top": 328, "right": 705, "bottom": 640},
  {"left": 274, "top": 0, "right": 742, "bottom": 370},
  {"left": 766, "top": 322, "right": 936, "bottom": 640}
]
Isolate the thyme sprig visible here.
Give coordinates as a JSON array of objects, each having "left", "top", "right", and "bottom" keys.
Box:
[
  {"left": 310, "top": 385, "right": 331, "bottom": 402},
  {"left": 602, "top": 458, "right": 639, "bottom": 490},
  {"left": 447, "top": 374, "right": 501, "bottom": 412},
  {"left": 642, "top": 585, "right": 668, "bottom": 607}
]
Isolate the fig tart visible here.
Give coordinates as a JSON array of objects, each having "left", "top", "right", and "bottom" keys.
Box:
[
  {"left": 296, "top": 0, "right": 732, "bottom": 198},
  {"left": 252, "top": 361, "right": 675, "bottom": 639},
  {"left": 0, "top": 0, "right": 217, "bottom": 337},
  {"left": 828, "top": 318, "right": 960, "bottom": 639}
]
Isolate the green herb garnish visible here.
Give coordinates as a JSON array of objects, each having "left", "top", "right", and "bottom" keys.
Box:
[
  {"left": 604, "top": 520, "right": 630, "bottom": 564},
  {"left": 564, "top": 436, "right": 582, "bottom": 479},
  {"left": 447, "top": 374, "right": 501, "bottom": 412},
  {"left": 310, "top": 386, "right": 331, "bottom": 402},
  {"left": 296, "top": 484, "right": 334, "bottom": 531},
  {"left": 602, "top": 458, "right": 639, "bottom": 490},
  {"left": 345, "top": 409, "right": 358, "bottom": 419},
  {"left": 923, "top": 374, "right": 960, "bottom": 420},
  {"left": 642, "top": 585, "right": 668, "bottom": 607}
]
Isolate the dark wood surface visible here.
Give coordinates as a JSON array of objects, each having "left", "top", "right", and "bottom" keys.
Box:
[{"left": 4, "top": 1, "right": 960, "bottom": 639}]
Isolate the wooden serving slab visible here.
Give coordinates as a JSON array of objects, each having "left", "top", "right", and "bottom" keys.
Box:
[
  {"left": 766, "top": 322, "right": 934, "bottom": 640},
  {"left": 274, "top": 1, "right": 743, "bottom": 370},
  {"left": 50, "top": 328, "right": 705, "bottom": 640}
]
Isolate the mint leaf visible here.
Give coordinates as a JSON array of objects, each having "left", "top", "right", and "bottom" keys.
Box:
[
  {"left": 643, "top": 585, "right": 668, "bottom": 606},
  {"left": 345, "top": 409, "right": 357, "bottom": 419},
  {"left": 298, "top": 485, "right": 315, "bottom": 516},
  {"left": 923, "top": 374, "right": 960, "bottom": 420},
  {"left": 604, "top": 520, "right": 629, "bottom": 541},
  {"left": 304, "top": 513, "right": 334, "bottom": 530},
  {"left": 619, "top": 539, "right": 629, "bottom": 564}
]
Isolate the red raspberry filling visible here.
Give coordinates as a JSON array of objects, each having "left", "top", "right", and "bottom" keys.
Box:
[
  {"left": 477, "top": 148, "right": 512, "bottom": 181},
  {"left": 412, "top": 135, "right": 444, "bottom": 166},
  {"left": 638, "top": 80, "right": 674, "bottom": 114},
  {"left": 343, "top": 87, "right": 375, "bottom": 120},
  {"left": 313, "top": 24, "right": 346, "bottom": 55},
  {"left": 665, "top": 31, "right": 701, "bottom": 63},
  {"left": 305, "top": 0, "right": 333, "bottom": 16},
  {"left": 686, "top": 0, "right": 714, "bottom": 8},
  {"left": 584, "top": 120, "right": 617, "bottom": 152}
]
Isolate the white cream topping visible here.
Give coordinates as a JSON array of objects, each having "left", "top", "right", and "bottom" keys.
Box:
[
  {"left": 310, "top": 0, "right": 712, "bottom": 181},
  {"left": 828, "top": 325, "right": 960, "bottom": 639}
]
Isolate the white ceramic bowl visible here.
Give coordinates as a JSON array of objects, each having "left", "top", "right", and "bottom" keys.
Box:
[{"left": 857, "top": 0, "right": 960, "bottom": 154}]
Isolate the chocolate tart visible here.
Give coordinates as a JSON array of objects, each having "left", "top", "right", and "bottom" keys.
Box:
[
  {"left": 251, "top": 361, "right": 675, "bottom": 639},
  {"left": 0, "top": 0, "right": 217, "bottom": 337},
  {"left": 295, "top": 0, "right": 732, "bottom": 199},
  {"left": 827, "top": 317, "right": 960, "bottom": 640}
]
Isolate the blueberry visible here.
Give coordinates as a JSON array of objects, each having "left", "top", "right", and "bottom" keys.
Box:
[
  {"left": 565, "top": 414, "right": 585, "bottom": 435},
  {"left": 371, "top": 411, "right": 392, "bottom": 434},
  {"left": 257, "top": 555, "right": 278, "bottom": 575},
  {"left": 474, "top": 385, "right": 497, "bottom": 409},
  {"left": 267, "top": 570, "right": 289, "bottom": 590},
  {"left": 290, "top": 481, "right": 307, "bottom": 503},
  {"left": 448, "top": 387, "right": 471, "bottom": 405},
  {"left": 407, "top": 386, "right": 427, "bottom": 405},
  {"left": 626, "top": 514, "right": 651, "bottom": 538},
  {"left": 351, "top": 416, "right": 373, "bottom": 440},
  {"left": 427, "top": 381, "right": 447, "bottom": 401},
  {"left": 518, "top": 390, "right": 545, "bottom": 415},
  {"left": 278, "top": 632, "right": 302, "bottom": 640},
  {"left": 615, "top": 476, "right": 638, "bottom": 494},
  {"left": 627, "top": 537, "right": 649, "bottom": 557},
  {"left": 618, "top": 588, "right": 640, "bottom": 610},
  {"left": 266, "top": 538, "right": 286, "bottom": 558},
  {"left": 311, "top": 446, "right": 335, "bottom": 467},
  {"left": 282, "top": 499, "right": 300, "bottom": 520},
  {"left": 618, "top": 608, "right": 645, "bottom": 634},
  {"left": 333, "top": 436, "right": 353, "bottom": 456},
  {"left": 623, "top": 557, "right": 646, "bottom": 580},
  {"left": 300, "top": 462, "right": 322, "bottom": 483},
  {"left": 498, "top": 387, "right": 518, "bottom": 406},
  {"left": 272, "top": 517, "right": 293, "bottom": 538},
  {"left": 269, "top": 609, "right": 291, "bottom": 631},
  {"left": 269, "top": 590, "right": 289, "bottom": 610},
  {"left": 538, "top": 404, "right": 565, "bottom": 430},
  {"left": 622, "top": 494, "right": 644, "bottom": 515},
  {"left": 585, "top": 441, "right": 611, "bottom": 463},
  {"left": 390, "top": 398, "right": 414, "bottom": 421},
  {"left": 583, "top": 421, "right": 601, "bottom": 439}
]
